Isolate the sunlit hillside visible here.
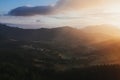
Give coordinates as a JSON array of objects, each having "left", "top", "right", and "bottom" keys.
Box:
[
  {"left": 1, "top": 24, "right": 120, "bottom": 66},
  {"left": 1, "top": 23, "right": 120, "bottom": 79}
]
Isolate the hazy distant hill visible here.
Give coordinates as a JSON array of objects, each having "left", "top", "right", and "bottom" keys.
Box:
[
  {"left": 1, "top": 24, "right": 120, "bottom": 44},
  {"left": 1, "top": 23, "right": 120, "bottom": 66}
]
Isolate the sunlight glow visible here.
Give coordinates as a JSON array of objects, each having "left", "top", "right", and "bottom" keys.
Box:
[{"left": 104, "top": 4, "right": 120, "bottom": 13}]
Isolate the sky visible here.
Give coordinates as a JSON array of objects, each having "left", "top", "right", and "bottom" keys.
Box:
[
  {"left": 0, "top": 0, "right": 57, "bottom": 12},
  {"left": 1, "top": 0, "right": 120, "bottom": 28}
]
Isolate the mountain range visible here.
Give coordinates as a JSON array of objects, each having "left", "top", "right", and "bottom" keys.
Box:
[
  {"left": 1, "top": 24, "right": 120, "bottom": 67},
  {"left": 1, "top": 24, "right": 120, "bottom": 44}
]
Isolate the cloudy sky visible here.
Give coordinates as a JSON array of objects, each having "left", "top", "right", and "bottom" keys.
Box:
[{"left": 1, "top": 0, "right": 120, "bottom": 28}]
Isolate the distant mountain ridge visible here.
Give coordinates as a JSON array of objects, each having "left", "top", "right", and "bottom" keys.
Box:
[
  {"left": 1, "top": 23, "right": 120, "bottom": 66},
  {"left": 1, "top": 24, "right": 120, "bottom": 44}
]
